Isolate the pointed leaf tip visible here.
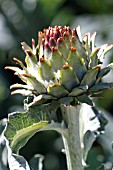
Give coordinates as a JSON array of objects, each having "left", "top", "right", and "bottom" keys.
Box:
[
  {"left": 68, "top": 48, "right": 87, "bottom": 80},
  {"left": 104, "top": 44, "right": 113, "bottom": 55},
  {"left": 59, "top": 66, "right": 80, "bottom": 91},
  {"left": 47, "top": 83, "right": 69, "bottom": 98},
  {"left": 11, "top": 89, "right": 32, "bottom": 96},
  {"left": 81, "top": 66, "right": 100, "bottom": 87},
  {"left": 75, "top": 25, "right": 82, "bottom": 42},
  {"left": 21, "top": 42, "right": 31, "bottom": 52},
  {"left": 77, "top": 94, "right": 93, "bottom": 106}
]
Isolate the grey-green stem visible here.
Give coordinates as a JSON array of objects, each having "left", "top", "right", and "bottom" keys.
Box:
[{"left": 61, "top": 105, "right": 84, "bottom": 170}]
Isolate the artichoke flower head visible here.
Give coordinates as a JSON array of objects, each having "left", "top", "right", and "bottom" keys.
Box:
[{"left": 5, "top": 25, "right": 113, "bottom": 107}]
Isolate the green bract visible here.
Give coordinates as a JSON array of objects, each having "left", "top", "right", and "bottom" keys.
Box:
[{"left": 5, "top": 25, "right": 113, "bottom": 106}]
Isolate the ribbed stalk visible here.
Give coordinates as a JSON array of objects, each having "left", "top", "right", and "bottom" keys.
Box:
[{"left": 61, "top": 105, "right": 84, "bottom": 170}]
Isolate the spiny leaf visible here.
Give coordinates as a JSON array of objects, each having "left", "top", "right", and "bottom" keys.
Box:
[
  {"left": 74, "top": 25, "right": 82, "bottom": 42},
  {"left": 10, "top": 83, "right": 33, "bottom": 90},
  {"left": 26, "top": 50, "right": 37, "bottom": 64},
  {"left": 13, "top": 57, "right": 25, "bottom": 69},
  {"left": 22, "top": 74, "right": 46, "bottom": 94},
  {"left": 5, "top": 66, "right": 24, "bottom": 75},
  {"left": 72, "top": 25, "right": 88, "bottom": 63},
  {"left": 97, "top": 44, "right": 108, "bottom": 61},
  {"left": 21, "top": 42, "right": 32, "bottom": 52},
  {"left": 59, "top": 97, "right": 74, "bottom": 105},
  {"left": 47, "top": 83, "right": 69, "bottom": 98},
  {"left": 39, "top": 58, "right": 55, "bottom": 82},
  {"left": 43, "top": 43, "right": 52, "bottom": 61},
  {"left": 103, "top": 44, "right": 113, "bottom": 55},
  {"left": 63, "top": 31, "right": 71, "bottom": 49},
  {"left": 59, "top": 65, "right": 80, "bottom": 91},
  {"left": 96, "top": 63, "right": 113, "bottom": 83},
  {"left": 26, "top": 94, "right": 57, "bottom": 107},
  {"left": 51, "top": 47, "right": 66, "bottom": 71},
  {"left": 68, "top": 47, "right": 87, "bottom": 81},
  {"left": 90, "top": 32, "right": 96, "bottom": 52},
  {"left": 89, "top": 82, "right": 113, "bottom": 93},
  {"left": 81, "top": 66, "right": 100, "bottom": 87},
  {"left": 69, "top": 85, "right": 88, "bottom": 97},
  {"left": 11, "top": 89, "right": 32, "bottom": 96},
  {"left": 57, "top": 37, "right": 69, "bottom": 60},
  {"left": 77, "top": 94, "right": 93, "bottom": 106},
  {"left": 25, "top": 51, "right": 38, "bottom": 77},
  {"left": 83, "top": 32, "right": 91, "bottom": 55},
  {"left": 89, "top": 48, "right": 100, "bottom": 68}
]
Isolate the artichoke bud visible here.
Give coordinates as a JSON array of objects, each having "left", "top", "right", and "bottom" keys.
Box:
[{"left": 5, "top": 25, "right": 113, "bottom": 106}]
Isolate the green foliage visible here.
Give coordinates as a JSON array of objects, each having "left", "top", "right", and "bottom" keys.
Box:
[
  {"left": 0, "top": 119, "right": 30, "bottom": 170},
  {"left": 1, "top": 0, "right": 113, "bottom": 169},
  {"left": 0, "top": 101, "right": 108, "bottom": 169},
  {"left": 5, "top": 98, "right": 62, "bottom": 153}
]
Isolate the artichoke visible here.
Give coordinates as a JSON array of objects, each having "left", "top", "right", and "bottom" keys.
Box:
[{"left": 5, "top": 25, "right": 113, "bottom": 106}]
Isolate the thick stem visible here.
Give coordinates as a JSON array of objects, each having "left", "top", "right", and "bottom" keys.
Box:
[{"left": 61, "top": 105, "right": 84, "bottom": 170}]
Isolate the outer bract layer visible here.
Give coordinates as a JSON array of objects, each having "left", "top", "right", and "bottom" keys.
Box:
[{"left": 5, "top": 25, "right": 113, "bottom": 106}]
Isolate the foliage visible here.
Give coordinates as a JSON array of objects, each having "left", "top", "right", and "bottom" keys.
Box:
[
  {"left": 0, "top": 103, "right": 109, "bottom": 170},
  {"left": 1, "top": 0, "right": 113, "bottom": 170},
  {"left": 0, "top": 25, "right": 113, "bottom": 169}
]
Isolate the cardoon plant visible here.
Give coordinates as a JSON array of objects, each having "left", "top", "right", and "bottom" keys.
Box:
[{"left": 1, "top": 25, "right": 113, "bottom": 170}]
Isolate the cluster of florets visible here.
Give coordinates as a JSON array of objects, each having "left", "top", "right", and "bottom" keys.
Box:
[{"left": 5, "top": 25, "right": 113, "bottom": 107}]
